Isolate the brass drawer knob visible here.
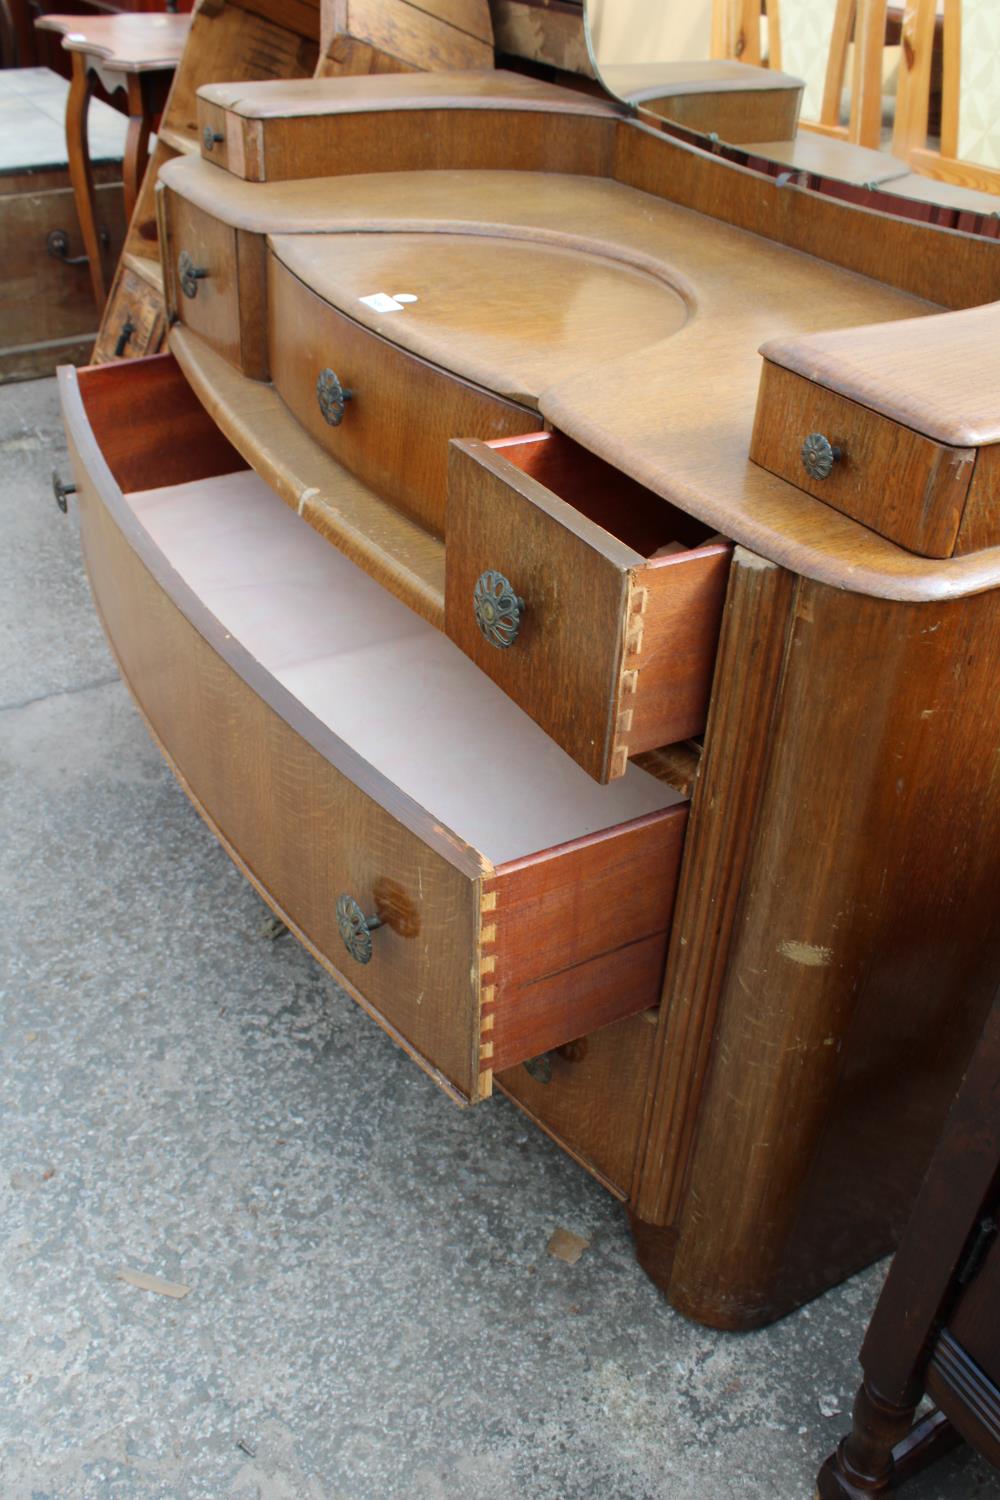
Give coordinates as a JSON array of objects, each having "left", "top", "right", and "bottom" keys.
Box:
[
  {"left": 473, "top": 570, "right": 525, "bottom": 649},
  {"left": 801, "top": 432, "right": 842, "bottom": 481},
  {"left": 336, "top": 894, "right": 383, "bottom": 964},
  {"left": 178, "top": 250, "right": 208, "bottom": 300},
  {"left": 202, "top": 127, "right": 224, "bottom": 153},
  {"left": 317, "top": 368, "right": 354, "bottom": 427}
]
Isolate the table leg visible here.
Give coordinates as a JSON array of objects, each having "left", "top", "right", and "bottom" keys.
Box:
[
  {"left": 65, "top": 53, "right": 107, "bottom": 313},
  {"left": 123, "top": 76, "right": 152, "bottom": 224}
]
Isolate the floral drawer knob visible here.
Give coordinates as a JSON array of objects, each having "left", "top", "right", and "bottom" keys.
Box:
[
  {"left": 316, "top": 368, "right": 354, "bottom": 427},
  {"left": 473, "top": 570, "right": 525, "bottom": 650},
  {"left": 801, "top": 432, "right": 842, "bottom": 481},
  {"left": 336, "top": 894, "right": 383, "bottom": 964}
]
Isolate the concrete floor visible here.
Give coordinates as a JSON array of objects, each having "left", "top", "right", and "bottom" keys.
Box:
[{"left": 1, "top": 373, "right": 997, "bottom": 1500}]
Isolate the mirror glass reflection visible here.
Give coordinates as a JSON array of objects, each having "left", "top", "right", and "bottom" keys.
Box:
[{"left": 584, "top": 0, "right": 1000, "bottom": 218}]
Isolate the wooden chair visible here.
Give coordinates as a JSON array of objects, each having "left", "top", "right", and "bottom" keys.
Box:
[
  {"left": 817, "top": 989, "right": 1000, "bottom": 1496},
  {"left": 894, "top": 0, "right": 1000, "bottom": 195},
  {"left": 712, "top": 0, "right": 864, "bottom": 142}
]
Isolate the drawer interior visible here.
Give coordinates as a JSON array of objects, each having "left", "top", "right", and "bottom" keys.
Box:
[
  {"left": 488, "top": 430, "right": 722, "bottom": 561},
  {"left": 76, "top": 359, "right": 681, "bottom": 866}
]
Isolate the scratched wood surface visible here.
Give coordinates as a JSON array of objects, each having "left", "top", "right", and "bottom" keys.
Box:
[{"left": 665, "top": 573, "right": 1000, "bottom": 1327}]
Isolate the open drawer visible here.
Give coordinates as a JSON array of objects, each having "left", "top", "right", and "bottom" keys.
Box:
[
  {"left": 446, "top": 432, "right": 733, "bottom": 783},
  {"left": 58, "top": 354, "right": 689, "bottom": 1105}
]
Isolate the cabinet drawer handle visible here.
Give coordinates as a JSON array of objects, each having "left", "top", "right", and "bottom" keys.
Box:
[
  {"left": 473, "top": 570, "right": 525, "bottom": 649},
  {"left": 336, "top": 894, "right": 383, "bottom": 964},
  {"left": 178, "top": 250, "right": 208, "bottom": 300},
  {"left": 52, "top": 471, "right": 77, "bottom": 513},
  {"left": 202, "top": 127, "right": 224, "bottom": 153},
  {"left": 801, "top": 432, "right": 842, "bottom": 481},
  {"left": 317, "top": 367, "right": 354, "bottom": 427}
]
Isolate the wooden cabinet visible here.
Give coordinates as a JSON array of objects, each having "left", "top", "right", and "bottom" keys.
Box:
[{"left": 56, "top": 71, "right": 1000, "bottom": 1331}]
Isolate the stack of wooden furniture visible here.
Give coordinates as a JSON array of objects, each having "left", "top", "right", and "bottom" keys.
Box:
[
  {"left": 0, "top": 64, "right": 127, "bottom": 381},
  {"left": 92, "top": 0, "right": 500, "bottom": 367},
  {"left": 56, "top": 43, "right": 1000, "bottom": 1329}
]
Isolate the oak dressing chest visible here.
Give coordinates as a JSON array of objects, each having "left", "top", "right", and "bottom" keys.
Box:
[{"left": 58, "top": 68, "right": 1000, "bottom": 1330}]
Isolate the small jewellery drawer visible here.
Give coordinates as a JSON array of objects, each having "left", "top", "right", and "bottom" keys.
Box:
[
  {"left": 447, "top": 431, "right": 732, "bottom": 784},
  {"left": 58, "top": 353, "right": 688, "bottom": 1105},
  {"left": 159, "top": 187, "right": 268, "bottom": 379},
  {"left": 750, "top": 360, "right": 976, "bottom": 559},
  {"left": 267, "top": 254, "right": 541, "bottom": 538}
]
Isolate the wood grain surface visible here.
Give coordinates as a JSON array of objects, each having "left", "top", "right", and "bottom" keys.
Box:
[
  {"left": 321, "top": 0, "right": 493, "bottom": 75},
  {"left": 160, "top": 188, "right": 242, "bottom": 369},
  {"left": 487, "top": 811, "right": 687, "bottom": 1072},
  {"left": 169, "top": 325, "right": 447, "bottom": 626},
  {"left": 446, "top": 435, "right": 729, "bottom": 782},
  {"left": 667, "top": 574, "right": 1000, "bottom": 1327},
  {"left": 91, "top": 265, "right": 166, "bottom": 364},
  {"left": 36, "top": 12, "right": 190, "bottom": 70},
  {"left": 759, "top": 303, "right": 1000, "bottom": 449},
  {"left": 198, "top": 68, "right": 616, "bottom": 118},
  {"left": 155, "top": 159, "right": 1000, "bottom": 600},
  {"left": 210, "top": 103, "right": 616, "bottom": 183},
  {"left": 269, "top": 230, "right": 686, "bottom": 405},
  {"left": 751, "top": 361, "right": 977, "bottom": 559},
  {"left": 633, "top": 549, "right": 795, "bottom": 1229},
  {"left": 267, "top": 256, "right": 540, "bottom": 537},
  {"left": 497, "top": 1011, "right": 659, "bottom": 1198}
]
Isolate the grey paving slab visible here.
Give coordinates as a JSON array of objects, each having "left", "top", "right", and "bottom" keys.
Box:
[
  {"left": 0, "top": 67, "right": 126, "bottom": 171},
  {"left": 1, "top": 375, "right": 997, "bottom": 1500}
]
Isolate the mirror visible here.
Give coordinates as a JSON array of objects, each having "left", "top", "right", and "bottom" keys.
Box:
[{"left": 583, "top": 0, "right": 1000, "bottom": 225}]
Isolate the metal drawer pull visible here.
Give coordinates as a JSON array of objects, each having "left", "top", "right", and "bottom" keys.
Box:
[
  {"left": 316, "top": 368, "right": 353, "bottom": 427},
  {"left": 52, "top": 472, "right": 77, "bottom": 514},
  {"left": 178, "top": 250, "right": 208, "bottom": 300},
  {"left": 336, "top": 894, "right": 383, "bottom": 964},
  {"left": 114, "top": 317, "right": 135, "bottom": 357},
  {"left": 473, "top": 570, "right": 525, "bottom": 649},
  {"left": 202, "top": 127, "right": 224, "bottom": 153},
  {"left": 801, "top": 432, "right": 842, "bottom": 481}
]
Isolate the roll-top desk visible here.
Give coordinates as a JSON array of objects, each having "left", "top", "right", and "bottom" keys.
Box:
[{"left": 57, "top": 69, "right": 1000, "bottom": 1330}]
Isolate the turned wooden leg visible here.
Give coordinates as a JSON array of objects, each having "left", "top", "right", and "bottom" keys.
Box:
[
  {"left": 816, "top": 1381, "right": 960, "bottom": 1496},
  {"left": 122, "top": 78, "right": 151, "bottom": 223},
  {"left": 65, "top": 54, "right": 107, "bottom": 313}
]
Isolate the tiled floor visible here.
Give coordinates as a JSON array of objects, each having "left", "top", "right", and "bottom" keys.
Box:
[
  {"left": 1, "top": 375, "right": 997, "bottom": 1499},
  {"left": 0, "top": 66, "right": 126, "bottom": 173}
]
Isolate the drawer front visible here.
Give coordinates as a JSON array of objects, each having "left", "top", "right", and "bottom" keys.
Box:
[
  {"left": 497, "top": 1010, "right": 659, "bottom": 1197},
  {"left": 197, "top": 97, "right": 241, "bottom": 176},
  {"left": 160, "top": 189, "right": 246, "bottom": 372},
  {"left": 267, "top": 254, "right": 540, "bottom": 537},
  {"left": 751, "top": 361, "right": 976, "bottom": 559},
  {"left": 93, "top": 267, "right": 167, "bottom": 364},
  {"left": 447, "top": 437, "right": 730, "bottom": 783}
]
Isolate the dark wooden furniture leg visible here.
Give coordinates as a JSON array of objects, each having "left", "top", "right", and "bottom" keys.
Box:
[
  {"left": 65, "top": 52, "right": 107, "bottom": 313},
  {"left": 818, "top": 993, "right": 1000, "bottom": 1494}
]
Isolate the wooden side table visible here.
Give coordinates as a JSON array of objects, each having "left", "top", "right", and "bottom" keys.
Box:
[{"left": 35, "top": 11, "right": 189, "bottom": 311}]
